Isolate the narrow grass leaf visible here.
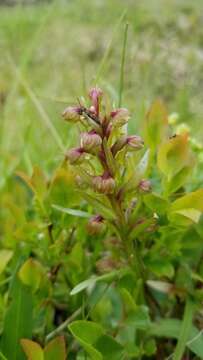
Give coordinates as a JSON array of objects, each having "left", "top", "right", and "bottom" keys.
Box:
[
  {"left": 94, "top": 9, "right": 127, "bottom": 84},
  {"left": 149, "top": 318, "right": 203, "bottom": 358},
  {"left": 173, "top": 298, "right": 195, "bottom": 360},
  {"left": 118, "top": 22, "right": 129, "bottom": 107},
  {"left": 52, "top": 204, "right": 91, "bottom": 218},
  {"left": 0, "top": 352, "right": 8, "bottom": 360},
  {"left": 1, "top": 277, "right": 33, "bottom": 360},
  {"left": 8, "top": 57, "right": 65, "bottom": 152}
]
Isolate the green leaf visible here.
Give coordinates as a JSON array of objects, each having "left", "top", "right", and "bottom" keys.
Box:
[
  {"left": 169, "top": 189, "right": 203, "bottom": 224},
  {"left": 170, "top": 189, "right": 203, "bottom": 212},
  {"left": 0, "top": 352, "right": 8, "bottom": 360},
  {"left": 95, "top": 334, "right": 123, "bottom": 359},
  {"left": 126, "top": 150, "right": 150, "bottom": 190},
  {"left": 144, "top": 193, "right": 168, "bottom": 214},
  {"left": 67, "top": 242, "right": 84, "bottom": 272},
  {"left": 17, "top": 166, "right": 47, "bottom": 199},
  {"left": 1, "top": 276, "right": 33, "bottom": 360},
  {"left": 149, "top": 318, "right": 203, "bottom": 358},
  {"left": 21, "top": 339, "right": 43, "bottom": 360},
  {"left": 119, "top": 288, "right": 137, "bottom": 312},
  {"left": 136, "top": 149, "right": 150, "bottom": 178},
  {"left": 30, "top": 166, "right": 47, "bottom": 199},
  {"left": 146, "top": 280, "right": 173, "bottom": 294},
  {"left": 70, "top": 269, "right": 127, "bottom": 296},
  {"left": 52, "top": 204, "right": 91, "bottom": 218},
  {"left": 44, "top": 336, "right": 66, "bottom": 360},
  {"left": 21, "top": 337, "right": 66, "bottom": 360},
  {"left": 127, "top": 306, "right": 151, "bottom": 330},
  {"left": 164, "top": 165, "right": 193, "bottom": 194},
  {"left": 173, "top": 298, "right": 195, "bottom": 360},
  {"left": 144, "top": 338, "right": 156, "bottom": 356},
  {"left": 69, "top": 321, "right": 123, "bottom": 360},
  {"left": 173, "top": 209, "right": 201, "bottom": 224},
  {"left": 48, "top": 166, "right": 80, "bottom": 208},
  {"left": 68, "top": 321, "right": 104, "bottom": 360},
  {"left": 157, "top": 133, "right": 192, "bottom": 180},
  {"left": 145, "top": 258, "right": 174, "bottom": 278},
  {"left": 80, "top": 192, "right": 116, "bottom": 220},
  {"left": 0, "top": 250, "right": 13, "bottom": 274},
  {"left": 18, "top": 258, "right": 44, "bottom": 292},
  {"left": 70, "top": 277, "right": 97, "bottom": 296},
  {"left": 129, "top": 218, "right": 154, "bottom": 240},
  {"left": 144, "top": 100, "right": 168, "bottom": 150},
  {"left": 103, "top": 138, "right": 117, "bottom": 175}
]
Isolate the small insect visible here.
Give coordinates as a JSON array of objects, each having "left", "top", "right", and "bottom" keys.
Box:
[
  {"left": 77, "top": 98, "right": 100, "bottom": 124},
  {"left": 169, "top": 134, "right": 177, "bottom": 139}
]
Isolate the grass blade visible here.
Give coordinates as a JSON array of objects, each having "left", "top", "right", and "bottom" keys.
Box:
[
  {"left": 1, "top": 274, "right": 33, "bottom": 360},
  {"left": 173, "top": 298, "right": 195, "bottom": 360},
  {"left": 1, "top": 2, "right": 57, "bottom": 151},
  {"left": 94, "top": 9, "right": 127, "bottom": 84},
  {"left": 118, "top": 22, "right": 129, "bottom": 107},
  {"left": 8, "top": 56, "right": 65, "bottom": 152},
  {"left": 52, "top": 204, "right": 91, "bottom": 218},
  {"left": 0, "top": 352, "right": 8, "bottom": 360}
]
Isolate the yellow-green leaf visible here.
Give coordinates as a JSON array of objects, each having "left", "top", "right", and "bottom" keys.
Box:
[
  {"left": 144, "top": 100, "right": 168, "bottom": 149},
  {"left": 18, "top": 258, "right": 44, "bottom": 292},
  {"left": 174, "top": 209, "right": 201, "bottom": 223},
  {"left": 44, "top": 336, "right": 66, "bottom": 360},
  {"left": 171, "top": 189, "right": 203, "bottom": 212},
  {"left": 0, "top": 250, "right": 13, "bottom": 274},
  {"left": 157, "top": 133, "right": 192, "bottom": 180},
  {"left": 21, "top": 339, "right": 44, "bottom": 360}
]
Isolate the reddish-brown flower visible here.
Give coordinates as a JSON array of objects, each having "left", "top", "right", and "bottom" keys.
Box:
[
  {"left": 92, "top": 173, "right": 115, "bottom": 194},
  {"left": 138, "top": 179, "right": 151, "bottom": 193},
  {"left": 65, "top": 147, "right": 85, "bottom": 164},
  {"left": 62, "top": 106, "right": 82, "bottom": 122},
  {"left": 87, "top": 214, "right": 105, "bottom": 235},
  {"left": 80, "top": 130, "right": 102, "bottom": 154},
  {"left": 89, "top": 87, "right": 103, "bottom": 116},
  {"left": 110, "top": 108, "right": 130, "bottom": 127}
]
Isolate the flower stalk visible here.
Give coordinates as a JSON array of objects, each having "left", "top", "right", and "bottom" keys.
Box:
[{"left": 62, "top": 87, "right": 151, "bottom": 281}]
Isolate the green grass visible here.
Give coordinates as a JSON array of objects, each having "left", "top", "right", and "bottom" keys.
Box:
[{"left": 0, "top": 0, "right": 203, "bottom": 176}]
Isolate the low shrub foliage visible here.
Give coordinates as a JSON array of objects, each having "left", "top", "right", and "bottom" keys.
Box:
[{"left": 1, "top": 86, "right": 203, "bottom": 359}]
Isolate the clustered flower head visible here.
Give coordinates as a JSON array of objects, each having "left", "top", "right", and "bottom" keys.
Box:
[{"left": 62, "top": 87, "right": 151, "bottom": 236}]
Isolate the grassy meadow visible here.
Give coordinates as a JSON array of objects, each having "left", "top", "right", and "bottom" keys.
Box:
[{"left": 1, "top": 0, "right": 203, "bottom": 170}]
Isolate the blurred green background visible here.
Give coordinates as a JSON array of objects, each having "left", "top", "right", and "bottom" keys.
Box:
[{"left": 0, "top": 0, "right": 203, "bottom": 177}]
